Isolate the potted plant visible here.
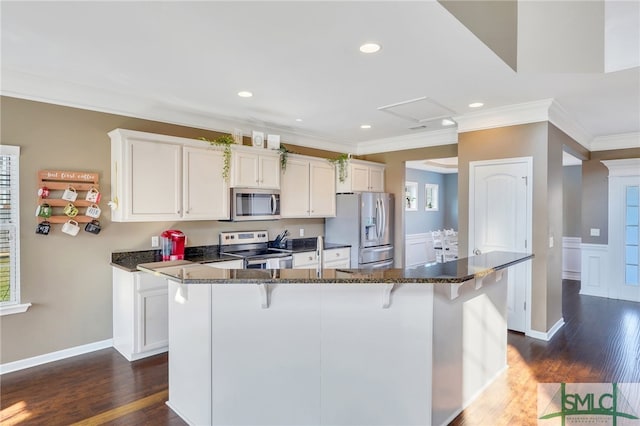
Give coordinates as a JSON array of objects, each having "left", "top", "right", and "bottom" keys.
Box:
[{"left": 199, "top": 135, "right": 235, "bottom": 180}]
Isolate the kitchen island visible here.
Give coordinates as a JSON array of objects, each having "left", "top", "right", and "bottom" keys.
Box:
[{"left": 139, "top": 252, "right": 532, "bottom": 426}]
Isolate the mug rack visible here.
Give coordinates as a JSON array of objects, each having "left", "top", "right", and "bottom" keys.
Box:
[{"left": 37, "top": 170, "right": 100, "bottom": 224}]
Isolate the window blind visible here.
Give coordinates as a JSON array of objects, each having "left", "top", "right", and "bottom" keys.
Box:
[{"left": 0, "top": 146, "right": 20, "bottom": 305}]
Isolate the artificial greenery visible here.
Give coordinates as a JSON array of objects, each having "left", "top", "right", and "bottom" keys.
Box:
[
  {"left": 199, "top": 135, "right": 235, "bottom": 180},
  {"left": 327, "top": 153, "right": 350, "bottom": 183},
  {"left": 278, "top": 144, "right": 291, "bottom": 172}
]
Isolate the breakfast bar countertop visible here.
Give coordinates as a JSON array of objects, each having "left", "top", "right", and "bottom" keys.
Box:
[
  {"left": 111, "top": 239, "right": 351, "bottom": 272},
  {"left": 137, "top": 251, "right": 533, "bottom": 284}
]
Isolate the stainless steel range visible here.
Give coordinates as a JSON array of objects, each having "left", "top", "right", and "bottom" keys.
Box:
[{"left": 219, "top": 231, "right": 292, "bottom": 269}]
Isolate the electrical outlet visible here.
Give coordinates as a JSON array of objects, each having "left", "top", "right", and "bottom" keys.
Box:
[
  {"left": 590, "top": 228, "right": 600, "bottom": 237},
  {"left": 151, "top": 236, "right": 159, "bottom": 248},
  {"left": 299, "top": 228, "right": 305, "bottom": 237}
]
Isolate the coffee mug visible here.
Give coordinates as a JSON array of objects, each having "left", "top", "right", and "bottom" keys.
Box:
[
  {"left": 64, "top": 203, "right": 79, "bottom": 218},
  {"left": 35, "top": 203, "right": 52, "bottom": 218},
  {"left": 38, "top": 186, "right": 50, "bottom": 198},
  {"left": 61, "top": 220, "right": 80, "bottom": 236},
  {"left": 36, "top": 221, "right": 51, "bottom": 235},
  {"left": 85, "top": 187, "right": 101, "bottom": 203},
  {"left": 62, "top": 186, "right": 78, "bottom": 202},
  {"left": 85, "top": 219, "right": 101, "bottom": 235},
  {"left": 86, "top": 204, "right": 101, "bottom": 219}
]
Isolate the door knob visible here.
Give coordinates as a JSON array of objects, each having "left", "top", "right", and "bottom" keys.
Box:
[{"left": 473, "top": 249, "right": 482, "bottom": 255}]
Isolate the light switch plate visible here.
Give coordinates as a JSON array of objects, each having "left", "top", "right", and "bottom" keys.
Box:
[
  {"left": 151, "top": 236, "right": 159, "bottom": 248},
  {"left": 299, "top": 228, "right": 305, "bottom": 237},
  {"left": 590, "top": 228, "right": 600, "bottom": 237}
]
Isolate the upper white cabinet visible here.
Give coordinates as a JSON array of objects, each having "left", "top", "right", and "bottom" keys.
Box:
[
  {"left": 280, "top": 154, "right": 336, "bottom": 218},
  {"left": 109, "top": 129, "right": 229, "bottom": 222},
  {"left": 183, "top": 146, "right": 229, "bottom": 220},
  {"left": 231, "top": 146, "right": 280, "bottom": 189},
  {"left": 336, "top": 159, "right": 385, "bottom": 193}
]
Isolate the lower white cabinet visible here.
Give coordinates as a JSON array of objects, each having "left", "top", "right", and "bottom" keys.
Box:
[
  {"left": 322, "top": 248, "right": 351, "bottom": 269},
  {"left": 293, "top": 251, "right": 319, "bottom": 269},
  {"left": 113, "top": 267, "right": 169, "bottom": 361}
]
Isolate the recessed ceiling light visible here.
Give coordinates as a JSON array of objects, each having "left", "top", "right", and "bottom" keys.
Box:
[
  {"left": 441, "top": 118, "right": 456, "bottom": 126},
  {"left": 238, "top": 91, "right": 253, "bottom": 98},
  {"left": 360, "top": 124, "right": 372, "bottom": 129},
  {"left": 469, "top": 102, "right": 484, "bottom": 108},
  {"left": 359, "top": 43, "right": 381, "bottom": 54},
  {"left": 295, "top": 118, "right": 303, "bottom": 122}
]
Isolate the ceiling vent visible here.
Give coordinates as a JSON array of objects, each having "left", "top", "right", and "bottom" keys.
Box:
[{"left": 378, "top": 97, "right": 456, "bottom": 124}]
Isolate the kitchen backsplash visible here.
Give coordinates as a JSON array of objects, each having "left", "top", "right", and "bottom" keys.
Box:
[{"left": 113, "top": 218, "right": 326, "bottom": 251}]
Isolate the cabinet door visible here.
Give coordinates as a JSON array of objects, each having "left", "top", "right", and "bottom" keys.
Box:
[
  {"left": 369, "top": 166, "right": 385, "bottom": 192},
  {"left": 232, "top": 151, "right": 260, "bottom": 187},
  {"left": 183, "top": 147, "right": 229, "bottom": 220},
  {"left": 309, "top": 160, "right": 336, "bottom": 217},
  {"left": 129, "top": 139, "right": 182, "bottom": 220},
  {"left": 136, "top": 287, "right": 169, "bottom": 353},
  {"left": 350, "top": 163, "right": 371, "bottom": 192},
  {"left": 259, "top": 154, "right": 281, "bottom": 189},
  {"left": 281, "top": 158, "right": 310, "bottom": 218}
]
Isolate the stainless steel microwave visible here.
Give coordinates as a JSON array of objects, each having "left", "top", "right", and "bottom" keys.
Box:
[{"left": 229, "top": 188, "right": 280, "bottom": 221}]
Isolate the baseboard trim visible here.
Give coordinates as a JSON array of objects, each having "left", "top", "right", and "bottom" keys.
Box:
[
  {"left": 563, "top": 271, "right": 581, "bottom": 280},
  {"left": 0, "top": 339, "right": 113, "bottom": 375},
  {"left": 527, "top": 318, "right": 565, "bottom": 341}
]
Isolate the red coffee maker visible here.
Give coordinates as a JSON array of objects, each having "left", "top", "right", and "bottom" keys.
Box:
[{"left": 161, "top": 230, "right": 186, "bottom": 261}]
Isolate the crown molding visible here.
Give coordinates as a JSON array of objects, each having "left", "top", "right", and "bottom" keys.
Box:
[
  {"left": 590, "top": 132, "right": 640, "bottom": 152},
  {"left": 601, "top": 158, "right": 640, "bottom": 176},
  {"left": 454, "top": 99, "right": 553, "bottom": 133},
  {"left": 548, "top": 101, "right": 592, "bottom": 149},
  {"left": 1, "top": 70, "right": 350, "bottom": 153},
  {"left": 356, "top": 128, "right": 458, "bottom": 155}
]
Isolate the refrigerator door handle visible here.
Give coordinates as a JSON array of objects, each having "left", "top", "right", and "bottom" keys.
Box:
[
  {"left": 376, "top": 198, "right": 383, "bottom": 240},
  {"left": 379, "top": 197, "right": 386, "bottom": 239}
]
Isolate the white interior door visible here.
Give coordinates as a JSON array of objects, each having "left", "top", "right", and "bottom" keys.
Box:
[{"left": 469, "top": 157, "right": 532, "bottom": 333}]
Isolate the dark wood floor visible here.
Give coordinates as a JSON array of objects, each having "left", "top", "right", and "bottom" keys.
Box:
[{"left": 1, "top": 281, "right": 638, "bottom": 425}]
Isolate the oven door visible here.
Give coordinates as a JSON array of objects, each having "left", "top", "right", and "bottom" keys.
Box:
[
  {"left": 231, "top": 188, "right": 280, "bottom": 221},
  {"left": 246, "top": 256, "right": 292, "bottom": 269}
]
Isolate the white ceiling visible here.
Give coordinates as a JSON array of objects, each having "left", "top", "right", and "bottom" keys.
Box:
[{"left": 2, "top": 1, "right": 639, "bottom": 153}]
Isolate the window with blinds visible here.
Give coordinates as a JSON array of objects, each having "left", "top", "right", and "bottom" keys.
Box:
[{"left": 0, "top": 145, "right": 20, "bottom": 306}]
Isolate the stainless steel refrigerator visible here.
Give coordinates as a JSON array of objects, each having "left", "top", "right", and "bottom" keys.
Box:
[{"left": 325, "top": 192, "right": 394, "bottom": 269}]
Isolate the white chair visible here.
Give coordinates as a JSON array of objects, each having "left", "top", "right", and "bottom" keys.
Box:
[
  {"left": 431, "top": 230, "right": 444, "bottom": 262},
  {"left": 443, "top": 234, "right": 458, "bottom": 262}
]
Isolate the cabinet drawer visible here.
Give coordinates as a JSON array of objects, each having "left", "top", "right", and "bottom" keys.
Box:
[
  {"left": 293, "top": 251, "right": 318, "bottom": 268},
  {"left": 136, "top": 272, "right": 168, "bottom": 292},
  {"left": 323, "top": 248, "right": 350, "bottom": 261}
]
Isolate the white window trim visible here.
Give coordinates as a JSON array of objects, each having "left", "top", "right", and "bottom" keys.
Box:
[{"left": 0, "top": 145, "right": 29, "bottom": 316}]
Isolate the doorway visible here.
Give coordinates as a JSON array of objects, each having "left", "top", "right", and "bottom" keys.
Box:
[{"left": 469, "top": 157, "right": 533, "bottom": 333}]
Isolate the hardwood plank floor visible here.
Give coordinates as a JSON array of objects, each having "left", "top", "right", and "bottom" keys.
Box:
[{"left": 1, "top": 280, "right": 638, "bottom": 425}]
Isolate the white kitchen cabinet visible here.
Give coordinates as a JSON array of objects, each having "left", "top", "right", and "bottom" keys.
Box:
[
  {"left": 109, "top": 129, "right": 229, "bottom": 222},
  {"left": 293, "top": 251, "right": 319, "bottom": 269},
  {"left": 322, "top": 247, "right": 351, "bottom": 269},
  {"left": 205, "top": 259, "right": 244, "bottom": 269},
  {"left": 231, "top": 146, "right": 280, "bottom": 189},
  {"left": 336, "top": 159, "right": 385, "bottom": 193},
  {"left": 183, "top": 147, "right": 229, "bottom": 220},
  {"left": 281, "top": 154, "right": 336, "bottom": 218},
  {"left": 113, "top": 268, "right": 168, "bottom": 361}
]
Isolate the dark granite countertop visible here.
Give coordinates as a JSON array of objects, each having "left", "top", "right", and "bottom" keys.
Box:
[
  {"left": 137, "top": 251, "right": 533, "bottom": 284},
  {"left": 111, "top": 238, "right": 351, "bottom": 272}
]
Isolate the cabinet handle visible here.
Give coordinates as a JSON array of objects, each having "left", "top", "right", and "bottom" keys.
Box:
[{"left": 308, "top": 256, "right": 313, "bottom": 261}]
